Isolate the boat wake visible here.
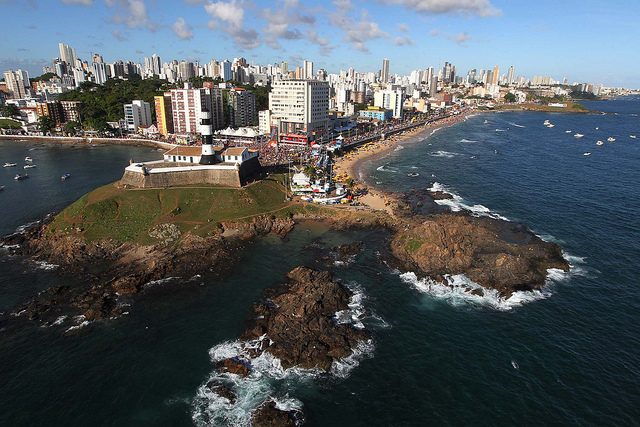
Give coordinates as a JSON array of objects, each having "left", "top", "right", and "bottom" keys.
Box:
[
  {"left": 460, "top": 138, "right": 478, "bottom": 143},
  {"left": 376, "top": 164, "right": 399, "bottom": 173},
  {"left": 509, "top": 122, "right": 526, "bottom": 128},
  {"left": 429, "top": 151, "right": 459, "bottom": 158}
]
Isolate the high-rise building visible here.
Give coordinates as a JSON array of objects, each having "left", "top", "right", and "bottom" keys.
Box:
[
  {"left": 154, "top": 93, "right": 174, "bottom": 135},
  {"left": 507, "top": 66, "right": 515, "bottom": 85},
  {"left": 93, "top": 62, "right": 107, "bottom": 85},
  {"left": 221, "top": 60, "right": 232, "bottom": 81},
  {"left": 492, "top": 65, "right": 500, "bottom": 85},
  {"left": 124, "top": 100, "right": 152, "bottom": 133},
  {"left": 303, "top": 60, "right": 314, "bottom": 79},
  {"left": 179, "top": 61, "right": 195, "bottom": 81},
  {"left": 268, "top": 79, "right": 330, "bottom": 144},
  {"left": 228, "top": 88, "right": 257, "bottom": 128},
  {"left": 373, "top": 88, "right": 405, "bottom": 119},
  {"left": 381, "top": 58, "right": 390, "bottom": 83},
  {"left": 3, "top": 69, "right": 30, "bottom": 99},
  {"left": 170, "top": 84, "right": 223, "bottom": 134},
  {"left": 58, "top": 43, "right": 77, "bottom": 66},
  {"left": 443, "top": 62, "right": 452, "bottom": 84}
]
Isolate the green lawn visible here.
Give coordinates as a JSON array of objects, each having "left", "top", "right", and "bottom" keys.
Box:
[
  {"left": 0, "top": 118, "right": 22, "bottom": 129},
  {"left": 49, "top": 175, "right": 293, "bottom": 243}
]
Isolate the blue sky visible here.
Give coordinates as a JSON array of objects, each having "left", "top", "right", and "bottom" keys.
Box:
[{"left": 1, "top": 0, "right": 638, "bottom": 88}]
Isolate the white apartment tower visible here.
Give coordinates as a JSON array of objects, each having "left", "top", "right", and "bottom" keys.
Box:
[
  {"left": 124, "top": 100, "right": 152, "bottom": 133},
  {"left": 3, "top": 69, "right": 30, "bottom": 99},
  {"left": 170, "top": 84, "right": 223, "bottom": 134},
  {"left": 58, "top": 43, "right": 77, "bottom": 66},
  {"left": 303, "top": 60, "right": 314, "bottom": 79},
  {"left": 269, "top": 79, "right": 329, "bottom": 144},
  {"left": 373, "top": 89, "right": 405, "bottom": 119},
  {"left": 381, "top": 58, "right": 390, "bottom": 83}
]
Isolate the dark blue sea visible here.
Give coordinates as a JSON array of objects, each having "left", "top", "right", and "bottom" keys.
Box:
[{"left": 1, "top": 97, "right": 639, "bottom": 426}]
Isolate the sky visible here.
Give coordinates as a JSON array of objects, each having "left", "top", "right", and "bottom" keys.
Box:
[{"left": 0, "top": 0, "right": 638, "bottom": 88}]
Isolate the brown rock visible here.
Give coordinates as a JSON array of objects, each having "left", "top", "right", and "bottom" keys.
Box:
[
  {"left": 216, "top": 357, "right": 252, "bottom": 377},
  {"left": 251, "top": 401, "right": 303, "bottom": 427}
]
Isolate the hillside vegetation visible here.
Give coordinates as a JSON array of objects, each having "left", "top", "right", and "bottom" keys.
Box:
[{"left": 48, "top": 175, "right": 306, "bottom": 244}]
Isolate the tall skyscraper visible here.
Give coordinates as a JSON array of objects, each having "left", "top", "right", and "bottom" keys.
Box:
[
  {"left": 154, "top": 93, "right": 174, "bottom": 135},
  {"left": 58, "top": 43, "right": 77, "bottom": 66},
  {"left": 221, "top": 60, "right": 232, "bottom": 81},
  {"left": 443, "top": 62, "right": 452, "bottom": 84},
  {"left": 507, "top": 66, "right": 515, "bottom": 85},
  {"left": 303, "top": 60, "right": 314, "bottom": 80},
  {"left": 381, "top": 58, "right": 390, "bottom": 83},
  {"left": 492, "top": 65, "right": 500, "bottom": 85},
  {"left": 170, "top": 84, "right": 223, "bottom": 134},
  {"left": 92, "top": 62, "right": 107, "bottom": 85},
  {"left": 228, "top": 88, "right": 257, "bottom": 127}
]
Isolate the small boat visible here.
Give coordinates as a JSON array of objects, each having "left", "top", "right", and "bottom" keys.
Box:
[
  {"left": 574, "top": 133, "right": 584, "bottom": 138},
  {"left": 546, "top": 124, "right": 555, "bottom": 128},
  {"left": 595, "top": 127, "right": 599, "bottom": 130},
  {"left": 61, "top": 173, "right": 71, "bottom": 180},
  {"left": 14, "top": 173, "right": 29, "bottom": 180},
  {"left": 630, "top": 135, "right": 637, "bottom": 139},
  {"left": 3, "top": 162, "right": 17, "bottom": 168},
  {"left": 543, "top": 120, "right": 550, "bottom": 125},
  {"left": 407, "top": 172, "right": 419, "bottom": 177},
  {"left": 583, "top": 152, "right": 591, "bottom": 156},
  {"left": 470, "top": 155, "right": 478, "bottom": 159},
  {"left": 24, "top": 156, "right": 33, "bottom": 162},
  {"left": 565, "top": 130, "right": 572, "bottom": 133},
  {"left": 596, "top": 141, "right": 604, "bottom": 146},
  {"left": 23, "top": 164, "right": 36, "bottom": 169},
  {"left": 0, "top": 185, "right": 4, "bottom": 191},
  {"left": 607, "top": 137, "right": 616, "bottom": 142}
]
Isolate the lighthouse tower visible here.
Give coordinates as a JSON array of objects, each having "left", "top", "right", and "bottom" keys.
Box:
[{"left": 199, "top": 108, "right": 215, "bottom": 165}]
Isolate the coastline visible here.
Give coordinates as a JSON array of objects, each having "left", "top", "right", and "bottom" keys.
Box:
[
  {"left": 0, "top": 134, "right": 176, "bottom": 150},
  {"left": 333, "top": 111, "right": 476, "bottom": 212}
]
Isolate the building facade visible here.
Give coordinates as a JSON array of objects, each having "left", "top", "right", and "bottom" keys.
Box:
[
  {"left": 154, "top": 93, "right": 174, "bottom": 135},
  {"left": 124, "top": 100, "right": 152, "bottom": 133},
  {"left": 3, "top": 69, "right": 30, "bottom": 99},
  {"left": 228, "top": 88, "right": 257, "bottom": 128},
  {"left": 170, "top": 84, "right": 223, "bottom": 134},
  {"left": 268, "top": 79, "right": 329, "bottom": 144}
]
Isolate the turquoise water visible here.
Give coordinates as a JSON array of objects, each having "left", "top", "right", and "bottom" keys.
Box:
[{"left": 1, "top": 98, "right": 640, "bottom": 426}]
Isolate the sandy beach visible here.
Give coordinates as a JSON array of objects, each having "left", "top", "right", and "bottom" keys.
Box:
[{"left": 332, "top": 112, "right": 474, "bottom": 213}]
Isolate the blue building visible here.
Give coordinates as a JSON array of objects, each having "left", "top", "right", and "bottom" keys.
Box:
[{"left": 359, "top": 106, "right": 392, "bottom": 121}]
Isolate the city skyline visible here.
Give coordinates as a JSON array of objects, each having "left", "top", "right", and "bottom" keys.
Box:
[{"left": 0, "top": 0, "right": 638, "bottom": 88}]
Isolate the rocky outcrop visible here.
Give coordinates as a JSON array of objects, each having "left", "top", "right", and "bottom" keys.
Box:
[
  {"left": 251, "top": 401, "right": 303, "bottom": 427},
  {"left": 388, "top": 211, "right": 569, "bottom": 298},
  {"left": 241, "top": 266, "right": 368, "bottom": 371},
  {"left": 1, "top": 215, "right": 295, "bottom": 327}
]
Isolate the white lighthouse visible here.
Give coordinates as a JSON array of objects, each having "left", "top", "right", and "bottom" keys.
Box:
[{"left": 199, "top": 108, "right": 215, "bottom": 165}]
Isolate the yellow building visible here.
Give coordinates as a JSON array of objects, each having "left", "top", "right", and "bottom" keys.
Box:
[{"left": 154, "top": 92, "right": 174, "bottom": 135}]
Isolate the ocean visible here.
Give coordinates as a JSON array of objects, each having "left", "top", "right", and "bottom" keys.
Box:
[{"left": 1, "top": 97, "right": 639, "bottom": 426}]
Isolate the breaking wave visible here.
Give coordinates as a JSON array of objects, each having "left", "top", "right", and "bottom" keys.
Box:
[
  {"left": 429, "top": 151, "right": 459, "bottom": 158},
  {"left": 428, "top": 182, "right": 508, "bottom": 220}
]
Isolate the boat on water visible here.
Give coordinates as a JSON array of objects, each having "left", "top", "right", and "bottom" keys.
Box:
[
  {"left": 14, "top": 173, "right": 29, "bottom": 180},
  {"left": 584, "top": 152, "right": 591, "bottom": 156},
  {"left": 630, "top": 135, "right": 637, "bottom": 139},
  {"left": 607, "top": 137, "right": 616, "bottom": 142},
  {"left": 596, "top": 141, "right": 604, "bottom": 146},
  {"left": 574, "top": 133, "right": 584, "bottom": 138},
  {"left": 543, "top": 120, "right": 550, "bottom": 125},
  {"left": 595, "top": 127, "right": 599, "bottom": 130},
  {"left": 0, "top": 185, "right": 4, "bottom": 191},
  {"left": 3, "top": 162, "right": 17, "bottom": 167},
  {"left": 61, "top": 173, "right": 71, "bottom": 180},
  {"left": 24, "top": 156, "right": 33, "bottom": 162},
  {"left": 565, "top": 130, "right": 572, "bottom": 133},
  {"left": 407, "top": 172, "right": 419, "bottom": 177},
  {"left": 23, "top": 164, "right": 36, "bottom": 169},
  {"left": 546, "top": 124, "right": 555, "bottom": 128}
]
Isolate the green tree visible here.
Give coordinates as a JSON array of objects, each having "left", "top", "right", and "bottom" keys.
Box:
[
  {"left": 1, "top": 104, "right": 20, "bottom": 118},
  {"left": 64, "top": 120, "right": 80, "bottom": 133},
  {"left": 503, "top": 92, "right": 517, "bottom": 103},
  {"left": 303, "top": 165, "right": 317, "bottom": 181},
  {"left": 38, "top": 116, "right": 56, "bottom": 134},
  {"left": 30, "top": 72, "right": 56, "bottom": 83}
]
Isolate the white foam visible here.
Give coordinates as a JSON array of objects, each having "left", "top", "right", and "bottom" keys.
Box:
[
  {"left": 376, "top": 164, "right": 399, "bottom": 173},
  {"left": 429, "top": 151, "right": 458, "bottom": 158},
  {"left": 32, "top": 260, "right": 59, "bottom": 270},
  {"left": 509, "top": 122, "right": 526, "bottom": 128},
  {"left": 14, "top": 219, "right": 41, "bottom": 234},
  {"left": 144, "top": 276, "right": 180, "bottom": 287},
  {"left": 460, "top": 138, "right": 478, "bottom": 143},
  {"left": 394, "top": 144, "right": 404, "bottom": 151},
  {"left": 399, "top": 272, "right": 551, "bottom": 311},
  {"left": 495, "top": 128, "right": 507, "bottom": 132},
  {"left": 428, "top": 183, "right": 509, "bottom": 220},
  {"left": 330, "top": 339, "right": 375, "bottom": 379}
]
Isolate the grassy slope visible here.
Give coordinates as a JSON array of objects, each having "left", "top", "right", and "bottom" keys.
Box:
[
  {"left": 0, "top": 118, "right": 22, "bottom": 129},
  {"left": 48, "top": 174, "right": 307, "bottom": 244}
]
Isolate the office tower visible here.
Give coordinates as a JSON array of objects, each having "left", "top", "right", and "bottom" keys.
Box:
[
  {"left": 268, "top": 79, "right": 330, "bottom": 144},
  {"left": 179, "top": 61, "right": 195, "bottom": 81},
  {"left": 221, "top": 60, "right": 232, "bottom": 81}
]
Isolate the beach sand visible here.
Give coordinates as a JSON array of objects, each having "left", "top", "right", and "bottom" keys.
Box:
[{"left": 332, "top": 112, "right": 473, "bottom": 214}]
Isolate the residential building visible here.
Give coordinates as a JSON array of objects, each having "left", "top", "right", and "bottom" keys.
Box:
[
  {"left": 228, "top": 88, "right": 257, "bottom": 128},
  {"left": 373, "top": 88, "right": 404, "bottom": 119},
  {"left": 170, "top": 84, "right": 223, "bottom": 134},
  {"left": 3, "top": 69, "right": 30, "bottom": 99},
  {"left": 58, "top": 43, "right": 77, "bottom": 66},
  {"left": 381, "top": 58, "right": 390, "bottom": 83},
  {"left": 258, "top": 110, "right": 272, "bottom": 135},
  {"left": 268, "top": 79, "right": 330, "bottom": 144},
  {"left": 359, "top": 106, "right": 392, "bottom": 121},
  {"left": 124, "top": 100, "right": 152, "bottom": 133},
  {"left": 60, "top": 100, "right": 82, "bottom": 123},
  {"left": 154, "top": 93, "right": 174, "bottom": 135},
  {"left": 303, "top": 60, "right": 314, "bottom": 79}
]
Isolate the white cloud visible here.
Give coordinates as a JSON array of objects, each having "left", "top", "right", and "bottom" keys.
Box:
[
  {"left": 429, "top": 28, "right": 473, "bottom": 46},
  {"left": 374, "top": 0, "right": 501, "bottom": 17},
  {"left": 106, "top": 0, "right": 158, "bottom": 30},
  {"left": 61, "top": 0, "right": 93, "bottom": 5},
  {"left": 205, "top": 0, "right": 261, "bottom": 49},
  {"left": 398, "top": 23, "right": 410, "bottom": 32},
  {"left": 394, "top": 35, "right": 414, "bottom": 45},
  {"left": 172, "top": 17, "right": 194, "bottom": 40},
  {"left": 111, "top": 28, "right": 127, "bottom": 41},
  {"left": 336, "top": 9, "right": 389, "bottom": 53}
]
